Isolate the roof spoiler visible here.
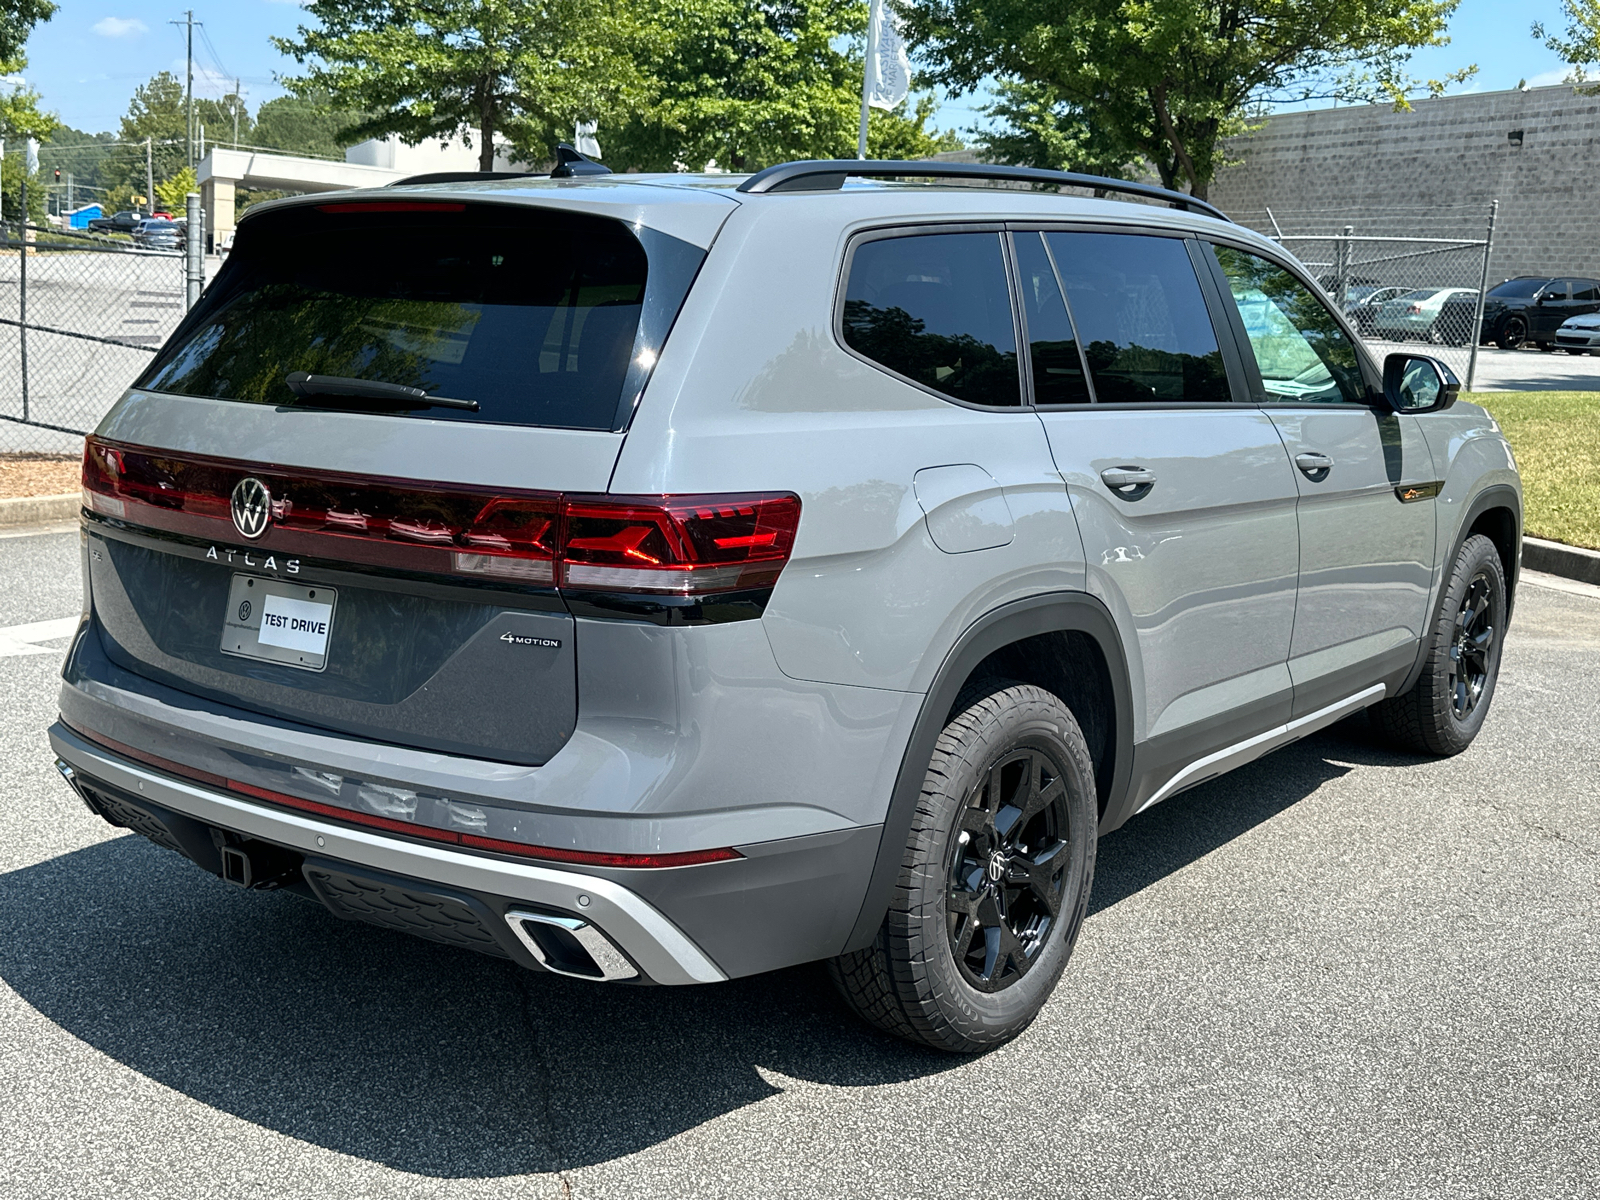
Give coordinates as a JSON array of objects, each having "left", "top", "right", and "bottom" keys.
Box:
[
  {"left": 734, "top": 159, "right": 1229, "bottom": 222},
  {"left": 388, "top": 144, "right": 612, "bottom": 188}
]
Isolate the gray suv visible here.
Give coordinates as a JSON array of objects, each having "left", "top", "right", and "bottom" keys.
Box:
[{"left": 50, "top": 160, "right": 1522, "bottom": 1053}]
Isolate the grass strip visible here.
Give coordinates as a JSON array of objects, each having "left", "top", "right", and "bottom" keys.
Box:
[{"left": 1468, "top": 390, "right": 1599, "bottom": 551}]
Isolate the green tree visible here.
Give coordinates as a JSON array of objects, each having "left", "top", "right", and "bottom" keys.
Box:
[
  {"left": 0, "top": 150, "right": 47, "bottom": 222},
  {"left": 105, "top": 73, "right": 186, "bottom": 201},
  {"left": 0, "top": 0, "right": 60, "bottom": 161},
  {"left": 899, "top": 0, "right": 1475, "bottom": 198},
  {"left": 274, "top": 0, "right": 645, "bottom": 171},
  {"left": 604, "top": 0, "right": 958, "bottom": 172},
  {"left": 1534, "top": 2, "right": 1600, "bottom": 89},
  {"left": 0, "top": 0, "right": 54, "bottom": 64},
  {"left": 155, "top": 164, "right": 196, "bottom": 211},
  {"left": 253, "top": 92, "right": 363, "bottom": 159},
  {"left": 973, "top": 78, "right": 1135, "bottom": 175}
]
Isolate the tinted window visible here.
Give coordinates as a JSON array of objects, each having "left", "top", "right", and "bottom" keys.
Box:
[
  {"left": 1044, "top": 232, "right": 1229, "bottom": 403},
  {"left": 1573, "top": 280, "right": 1600, "bottom": 302},
  {"left": 1015, "top": 232, "right": 1091, "bottom": 405},
  {"left": 1212, "top": 245, "right": 1365, "bottom": 405},
  {"left": 1489, "top": 277, "right": 1549, "bottom": 299},
  {"left": 140, "top": 205, "right": 660, "bottom": 430},
  {"left": 842, "top": 232, "right": 1020, "bottom": 406}
]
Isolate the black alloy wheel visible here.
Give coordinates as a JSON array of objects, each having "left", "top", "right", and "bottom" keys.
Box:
[
  {"left": 1371, "top": 533, "right": 1507, "bottom": 756},
  {"left": 1448, "top": 572, "right": 1496, "bottom": 720},
  {"left": 830, "top": 681, "right": 1098, "bottom": 1053},
  {"left": 946, "top": 748, "right": 1070, "bottom": 992},
  {"left": 1497, "top": 315, "right": 1528, "bottom": 350}
]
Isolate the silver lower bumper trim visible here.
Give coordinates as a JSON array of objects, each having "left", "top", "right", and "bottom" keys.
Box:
[{"left": 49, "top": 724, "right": 727, "bottom": 986}]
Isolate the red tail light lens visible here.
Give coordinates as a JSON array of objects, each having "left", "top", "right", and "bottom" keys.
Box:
[
  {"left": 82, "top": 437, "right": 800, "bottom": 600},
  {"left": 562, "top": 494, "right": 800, "bottom": 594}
]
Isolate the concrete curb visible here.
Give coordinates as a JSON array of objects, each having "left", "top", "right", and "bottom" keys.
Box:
[
  {"left": 0, "top": 493, "right": 79, "bottom": 529},
  {"left": 1524, "top": 537, "right": 1600, "bottom": 587}
]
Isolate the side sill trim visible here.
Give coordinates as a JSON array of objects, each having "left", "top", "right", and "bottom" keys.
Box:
[
  {"left": 49, "top": 722, "right": 727, "bottom": 985},
  {"left": 1134, "top": 683, "right": 1386, "bottom": 815}
]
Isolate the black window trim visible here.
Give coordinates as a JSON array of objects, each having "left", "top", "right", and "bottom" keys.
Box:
[
  {"left": 1196, "top": 234, "right": 1386, "bottom": 410},
  {"left": 1012, "top": 223, "right": 1252, "bottom": 410},
  {"left": 833, "top": 222, "right": 1033, "bottom": 414}
]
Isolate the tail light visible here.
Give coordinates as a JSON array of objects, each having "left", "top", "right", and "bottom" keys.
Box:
[{"left": 82, "top": 437, "right": 801, "bottom": 603}]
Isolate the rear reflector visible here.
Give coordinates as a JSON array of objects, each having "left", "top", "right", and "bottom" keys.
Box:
[
  {"left": 63, "top": 720, "right": 742, "bottom": 869},
  {"left": 82, "top": 438, "right": 799, "bottom": 599}
]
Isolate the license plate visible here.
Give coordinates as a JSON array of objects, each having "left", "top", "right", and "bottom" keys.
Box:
[{"left": 220, "top": 575, "right": 337, "bottom": 672}]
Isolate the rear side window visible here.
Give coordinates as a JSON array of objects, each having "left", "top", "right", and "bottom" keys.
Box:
[
  {"left": 1572, "top": 281, "right": 1600, "bottom": 301},
  {"left": 1015, "top": 232, "right": 1091, "bottom": 405},
  {"left": 139, "top": 204, "right": 693, "bottom": 431},
  {"left": 841, "top": 232, "right": 1021, "bottom": 407},
  {"left": 1044, "top": 232, "right": 1229, "bottom": 403}
]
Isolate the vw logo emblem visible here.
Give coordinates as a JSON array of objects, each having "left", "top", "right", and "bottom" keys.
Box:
[
  {"left": 986, "top": 852, "right": 1007, "bottom": 884},
  {"left": 230, "top": 477, "right": 272, "bottom": 540}
]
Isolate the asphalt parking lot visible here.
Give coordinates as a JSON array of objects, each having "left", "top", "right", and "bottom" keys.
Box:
[{"left": 1, "top": 524, "right": 1596, "bottom": 1199}]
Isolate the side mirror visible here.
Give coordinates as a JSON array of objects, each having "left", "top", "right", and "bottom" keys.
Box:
[{"left": 1383, "top": 353, "right": 1460, "bottom": 414}]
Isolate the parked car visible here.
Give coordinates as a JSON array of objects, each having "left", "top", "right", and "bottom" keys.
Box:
[
  {"left": 1554, "top": 313, "right": 1600, "bottom": 354},
  {"left": 1476, "top": 275, "right": 1600, "bottom": 350},
  {"left": 1342, "top": 284, "right": 1411, "bottom": 334},
  {"left": 132, "top": 217, "right": 184, "bottom": 249},
  {"left": 1372, "top": 287, "right": 1480, "bottom": 343},
  {"left": 51, "top": 160, "right": 1522, "bottom": 1053},
  {"left": 87, "top": 210, "right": 145, "bottom": 235}
]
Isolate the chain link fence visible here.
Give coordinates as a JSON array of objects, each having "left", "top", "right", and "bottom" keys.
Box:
[
  {"left": 0, "top": 219, "right": 193, "bottom": 457},
  {"left": 1232, "top": 201, "right": 1499, "bottom": 389}
]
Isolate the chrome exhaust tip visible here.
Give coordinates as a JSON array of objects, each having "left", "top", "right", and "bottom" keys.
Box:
[
  {"left": 505, "top": 909, "right": 639, "bottom": 981},
  {"left": 54, "top": 758, "right": 97, "bottom": 814}
]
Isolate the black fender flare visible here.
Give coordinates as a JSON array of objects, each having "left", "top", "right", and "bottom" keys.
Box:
[
  {"left": 841, "top": 591, "right": 1134, "bottom": 953},
  {"left": 1397, "top": 482, "right": 1522, "bottom": 697}
]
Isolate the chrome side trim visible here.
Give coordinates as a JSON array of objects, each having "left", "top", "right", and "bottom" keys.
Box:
[
  {"left": 1135, "top": 684, "right": 1387, "bottom": 815},
  {"left": 49, "top": 724, "right": 727, "bottom": 985},
  {"left": 505, "top": 910, "right": 640, "bottom": 982}
]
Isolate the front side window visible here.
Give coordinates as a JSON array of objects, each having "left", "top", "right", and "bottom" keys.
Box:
[
  {"left": 1211, "top": 245, "right": 1366, "bottom": 405},
  {"left": 841, "top": 232, "right": 1021, "bottom": 407},
  {"left": 1044, "top": 232, "right": 1229, "bottom": 403}
]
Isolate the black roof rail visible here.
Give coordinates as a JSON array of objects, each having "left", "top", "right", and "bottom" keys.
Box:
[{"left": 735, "top": 159, "right": 1229, "bottom": 222}]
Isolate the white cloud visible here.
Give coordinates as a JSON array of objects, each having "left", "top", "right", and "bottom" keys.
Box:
[
  {"left": 1523, "top": 69, "right": 1573, "bottom": 88},
  {"left": 91, "top": 17, "right": 147, "bottom": 38}
]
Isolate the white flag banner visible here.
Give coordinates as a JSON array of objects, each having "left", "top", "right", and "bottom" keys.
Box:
[
  {"left": 866, "top": 0, "right": 911, "bottom": 111},
  {"left": 574, "top": 120, "right": 602, "bottom": 160}
]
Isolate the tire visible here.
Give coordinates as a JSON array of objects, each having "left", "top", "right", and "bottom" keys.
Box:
[
  {"left": 1370, "top": 534, "right": 1507, "bottom": 756},
  {"left": 1496, "top": 316, "right": 1527, "bottom": 350},
  {"left": 830, "top": 682, "right": 1098, "bottom": 1053},
  {"left": 1564, "top": 347, "right": 1587, "bottom": 355}
]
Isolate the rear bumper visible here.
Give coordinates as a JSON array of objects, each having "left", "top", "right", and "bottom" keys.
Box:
[{"left": 52, "top": 721, "right": 728, "bottom": 985}]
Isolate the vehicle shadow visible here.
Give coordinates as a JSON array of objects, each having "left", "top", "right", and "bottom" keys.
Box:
[{"left": 0, "top": 718, "right": 1416, "bottom": 1178}]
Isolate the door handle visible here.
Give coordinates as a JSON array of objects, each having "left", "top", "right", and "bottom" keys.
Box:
[
  {"left": 1295, "top": 452, "right": 1334, "bottom": 481},
  {"left": 1100, "top": 466, "right": 1156, "bottom": 500}
]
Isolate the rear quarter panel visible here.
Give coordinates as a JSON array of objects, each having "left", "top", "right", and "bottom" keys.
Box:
[{"left": 609, "top": 197, "right": 1087, "bottom": 696}]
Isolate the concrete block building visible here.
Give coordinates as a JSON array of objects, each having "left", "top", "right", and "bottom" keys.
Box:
[{"left": 1208, "top": 84, "right": 1600, "bottom": 279}]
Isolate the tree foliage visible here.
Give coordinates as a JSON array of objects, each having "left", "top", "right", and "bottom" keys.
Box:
[
  {"left": 1534, "top": 1, "right": 1600, "bottom": 90},
  {"left": 0, "top": 0, "right": 58, "bottom": 145},
  {"left": 971, "top": 78, "right": 1136, "bottom": 176},
  {"left": 274, "top": 0, "right": 645, "bottom": 170},
  {"left": 0, "top": 0, "right": 54, "bottom": 66},
  {"left": 253, "top": 93, "right": 366, "bottom": 159},
  {"left": 899, "top": 0, "right": 1474, "bottom": 197},
  {"left": 605, "top": 0, "right": 956, "bottom": 171}
]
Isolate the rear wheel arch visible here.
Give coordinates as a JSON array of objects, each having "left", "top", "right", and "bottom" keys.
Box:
[{"left": 840, "top": 592, "right": 1133, "bottom": 953}]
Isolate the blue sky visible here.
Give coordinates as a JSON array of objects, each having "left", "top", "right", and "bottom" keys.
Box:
[{"left": 10, "top": 0, "right": 1590, "bottom": 139}]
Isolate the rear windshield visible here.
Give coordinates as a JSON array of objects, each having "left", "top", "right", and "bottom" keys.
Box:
[
  {"left": 1397, "top": 289, "right": 1442, "bottom": 301},
  {"left": 1489, "top": 277, "right": 1547, "bottom": 298},
  {"left": 139, "top": 202, "right": 699, "bottom": 431}
]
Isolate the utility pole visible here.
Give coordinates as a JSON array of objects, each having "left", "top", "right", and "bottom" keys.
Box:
[
  {"left": 145, "top": 135, "right": 154, "bottom": 215},
  {"left": 233, "top": 79, "right": 241, "bottom": 148},
  {"left": 170, "top": 10, "right": 200, "bottom": 167}
]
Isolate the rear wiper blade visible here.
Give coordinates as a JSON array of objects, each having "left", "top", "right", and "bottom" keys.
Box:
[{"left": 284, "top": 372, "right": 480, "bottom": 412}]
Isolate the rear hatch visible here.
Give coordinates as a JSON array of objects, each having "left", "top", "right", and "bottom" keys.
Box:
[{"left": 80, "top": 193, "right": 719, "bottom": 765}]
